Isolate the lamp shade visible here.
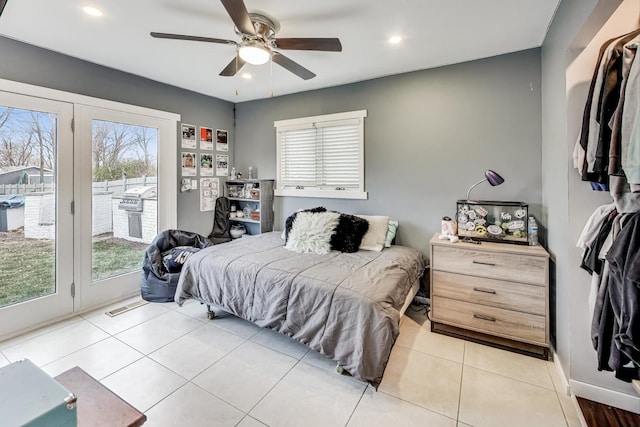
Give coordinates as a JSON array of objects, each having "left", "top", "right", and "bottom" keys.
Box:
[
  {"left": 466, "top": 169, "right": 505, "bottom": 200},
  {"left": 485, "top": 170, "right": 504, "bottom": 186}
]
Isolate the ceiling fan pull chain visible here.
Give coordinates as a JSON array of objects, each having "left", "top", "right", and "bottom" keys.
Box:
[{"left": 270, "top": 56, "right": 274, "bottom": 98}]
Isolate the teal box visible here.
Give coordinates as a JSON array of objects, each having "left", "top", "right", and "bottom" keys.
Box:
[{"left": 0, "top": 359, "right": 77, "bottom": 427}]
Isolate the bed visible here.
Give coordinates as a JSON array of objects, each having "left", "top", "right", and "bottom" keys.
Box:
[{"left": 175, "top": 230, "right": 425, "bottom": 387}]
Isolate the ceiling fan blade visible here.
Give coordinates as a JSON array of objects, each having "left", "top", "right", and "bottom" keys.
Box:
[
  {"left": 220, "top": 0, "right": 255, "bottom": 36},
  {"left": 272, "top": 52, "right": 316, "bottom": 80},
  {"left": 150, "top": 32, "right": 237, "bottom": 46},
  {"left": 219, "top": 55, "right": 246, "bottom": 77},
  {"left": 0, "top": 0, "right": 8, "bottom": 17},
  {"left": 275, "top": 38, "right": 342, "bottom": 52}
]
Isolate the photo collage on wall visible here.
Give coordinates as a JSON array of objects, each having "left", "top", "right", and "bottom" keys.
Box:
[{"left": 181, "top": 123, "right": 228, "bottom": 211}]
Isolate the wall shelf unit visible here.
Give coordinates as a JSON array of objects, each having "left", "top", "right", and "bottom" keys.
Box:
[{"left": 225, "top": 179, "right": 274, "bottom": 235}]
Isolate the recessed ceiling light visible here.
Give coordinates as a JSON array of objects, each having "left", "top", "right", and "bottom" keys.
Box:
[
  {"left": 83, "top": 6, "right": 103, "bottom": 17},
  {"left": 389, "top": 36, "right": 402, "bottom": 44},
  {"left": 241, "top": 73, "right": 252, "bottom": 79}
]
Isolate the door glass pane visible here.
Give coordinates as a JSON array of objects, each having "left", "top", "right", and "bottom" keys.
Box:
[
  {"left": 92, "top": 120, "right": 158, "bottom": 281},
  {"left": 0, "top": 106, "right": 57, "bottom": 307}
]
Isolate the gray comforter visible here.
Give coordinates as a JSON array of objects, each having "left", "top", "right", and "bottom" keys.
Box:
[{"left": 175, "top": 231, "right": 425, "bottom": 386}]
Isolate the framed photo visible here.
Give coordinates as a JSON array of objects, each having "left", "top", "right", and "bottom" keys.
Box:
[
  {"left": 181, "top": 151, "right": 197, "bottom": 176},
  {"left": 216, "top": 154, "right": 228, "bottom": 176},
  {"left": 216, "top": 129, "right": 228, "bottom": 151},
  {"left": 199, "top": 126, "right": 213, "bottom": 150},
  {"left": 181, "top": 124, "right": 196, "bottom": 149},
  {"left": 200, "top": 153, "right": 213, "bottom": 176}
]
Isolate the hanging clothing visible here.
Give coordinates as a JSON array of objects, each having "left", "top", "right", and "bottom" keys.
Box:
[
  {"left": 609, "top": 35, "right": 640, "bottom": 178},
  {"left": 577, "top": 203, "right": 616, "bottom": 314},
  {"left": 578, "top": 29, "right": 640, "bottom": 385},
  {"left": 574, "top": 29, "right": 640, "bottom": 186},
  {"left": 621, "top": 43, "right": 640, "bottom": 187},
  {"left": 605, "top": 212, "right": 640, "bottom": 380}
]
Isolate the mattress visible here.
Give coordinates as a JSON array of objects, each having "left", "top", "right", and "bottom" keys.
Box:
[{"left": 176, "top": 231, "right": 425, "bottom": 386}]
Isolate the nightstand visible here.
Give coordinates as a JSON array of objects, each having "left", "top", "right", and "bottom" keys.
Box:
[{"left": 429, "top": 233, "right": 550, "bottom": 359}]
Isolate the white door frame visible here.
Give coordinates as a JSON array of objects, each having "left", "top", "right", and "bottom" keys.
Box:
[
  {"left": 75, "top": 104, "right": 177, "bottom": 309},
  {"left": 0, "top": 90, "right": 74, "bottom": 338}
]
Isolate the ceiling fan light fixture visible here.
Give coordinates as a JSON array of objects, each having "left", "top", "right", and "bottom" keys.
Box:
[
  {"left": 82, "top": 6, "right": 103, "bottom": 17},
  {"left": 238, "top": 43, "right": 270, "bottom": 65}
]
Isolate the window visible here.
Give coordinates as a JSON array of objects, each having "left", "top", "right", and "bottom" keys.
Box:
[{"left": 274, "top": 110, "right": 367, "bottom": 199}]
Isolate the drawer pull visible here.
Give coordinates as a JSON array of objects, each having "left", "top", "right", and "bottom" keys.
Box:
[
  {"left": 473, "top": 314, "right": 496, "bottom": 322},
  {"left": 473, "top": 260, "right": 496, "bottom": 266},
  {"left": 473, "top": 287, "right": 497, "bottom": 295}
]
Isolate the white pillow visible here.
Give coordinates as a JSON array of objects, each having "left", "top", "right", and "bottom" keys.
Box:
[
  {"left": 285, "top": 211, "right": 340, "bottom": 254},
  {"left": 357, "top": 215, "right": 390, "bottom": 251}
]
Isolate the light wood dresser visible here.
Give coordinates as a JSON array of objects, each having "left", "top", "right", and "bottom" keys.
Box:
[{"left": 429, "top": 233, "right": 550, "bottom": 359}]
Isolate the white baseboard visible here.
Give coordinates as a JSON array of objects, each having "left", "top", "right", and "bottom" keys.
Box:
[
  {"left": 569, "top": 379, "right": 640, "bottom": 414},
  {"left": 552, "top": 351, "right": 571, "bottom": 396},
  {"left": 551, "top": 349, "right": 640, "bottom": 416}
]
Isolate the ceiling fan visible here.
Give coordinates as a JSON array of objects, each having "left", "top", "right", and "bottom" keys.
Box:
[
  {"left": 151, "top": 0, "right": 342, "bottom": 80},
  {"left": 0, "top": 0, "right": 9, "bottom": 18}
]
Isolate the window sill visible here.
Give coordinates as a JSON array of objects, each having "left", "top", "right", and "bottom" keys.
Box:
[{"left": 275, "top": 188, "right": 368, "bottom": 200}]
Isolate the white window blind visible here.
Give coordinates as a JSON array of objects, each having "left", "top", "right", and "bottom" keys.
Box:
[{"left": 275, "top": 110, "right": 367, "bottom": 199}]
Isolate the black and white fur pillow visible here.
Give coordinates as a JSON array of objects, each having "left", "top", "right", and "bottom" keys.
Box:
[
  {"left": 285, "top": 211, "right": 341, "bottom": 254},
  {"left": 284, "top": 207, "right": 327, "bottom": 243},
  {"left": 330, "top": 214, "right": 369, "bottom": 253}
]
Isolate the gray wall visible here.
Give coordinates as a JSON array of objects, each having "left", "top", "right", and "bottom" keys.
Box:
[
  {"left": 235, "top": 49, "right": 543, "bottom": 256},
  {"left": 542, "top": 0, "right": 640, "bottom": 401},
  {"left": 0, "top": 36, "right": 234, "bottom": 236}
]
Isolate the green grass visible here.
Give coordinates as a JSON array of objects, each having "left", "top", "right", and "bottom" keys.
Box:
[
  {"left": 0, "top": 236, "right": 147, "bottom": 308},
  {"left": 0, "top": 240, "right": 55, "bottom": 307},
  {"left": 92, "top": 239, "right": 147, "bottom": 281}
]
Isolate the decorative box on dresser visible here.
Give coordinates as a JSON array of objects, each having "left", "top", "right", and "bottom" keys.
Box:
[{"left": 429, "top": 233, "right": 550, "bottom": 359}]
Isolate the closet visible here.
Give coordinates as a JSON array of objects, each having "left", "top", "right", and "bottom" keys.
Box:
[{"left": 567, "top": 0, "right": 640, "bottom": 408}]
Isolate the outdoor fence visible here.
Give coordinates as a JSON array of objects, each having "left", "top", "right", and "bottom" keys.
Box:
[{"left": 0, "top": 176, "right": 157, "bottom": 196}]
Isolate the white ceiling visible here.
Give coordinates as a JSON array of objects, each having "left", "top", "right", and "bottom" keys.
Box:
[{"left": 0, "top": 0, "right": 560, "bottom": 103}]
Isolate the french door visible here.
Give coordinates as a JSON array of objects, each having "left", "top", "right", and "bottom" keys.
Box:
[
  {"left": 0, "top": 91, "right": 74, "bottom": 338},
  {"left": 0, "top": 80, "right": 177, "bottom": 339},
  {"left": 75, "top": 105, "right": 176, "bottom": 309}
]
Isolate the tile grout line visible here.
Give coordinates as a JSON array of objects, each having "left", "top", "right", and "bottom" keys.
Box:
[
  {"left": 242, "top": 353, "right": 310, "bottom": 420},
  {"left": 456, "top": 341, "right": 466, "bottom": 424},
  {"left": 342, "top": 384, "right": 368, "bottom": 427}
]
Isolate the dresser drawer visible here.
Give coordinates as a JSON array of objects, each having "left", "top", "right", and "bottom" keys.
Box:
[
  {"left": 432, "top": 296, "right": 546, "bottom": 345},
  {"left": 431, "top": 296, "right": 546, "bottom": 345},
  {"left": 432, "top": 245, "right": 547, "bottom": 286},
  {"left": 432, "top": 271, "right": 545, "bottom": 315}
]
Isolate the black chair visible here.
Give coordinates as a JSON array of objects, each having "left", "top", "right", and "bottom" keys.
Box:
[{"left": 208, "top": 196, "right": 232, "bottom": 244}]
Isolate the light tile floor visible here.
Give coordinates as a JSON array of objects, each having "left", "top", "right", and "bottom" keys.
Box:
[{"left": 0, "top": 298, "right": 582, "bottom": 427}]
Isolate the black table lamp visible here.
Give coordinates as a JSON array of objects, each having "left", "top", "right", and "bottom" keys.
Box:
[{"left": 466, "top": 170, "right": 505, "bottom": 201}]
